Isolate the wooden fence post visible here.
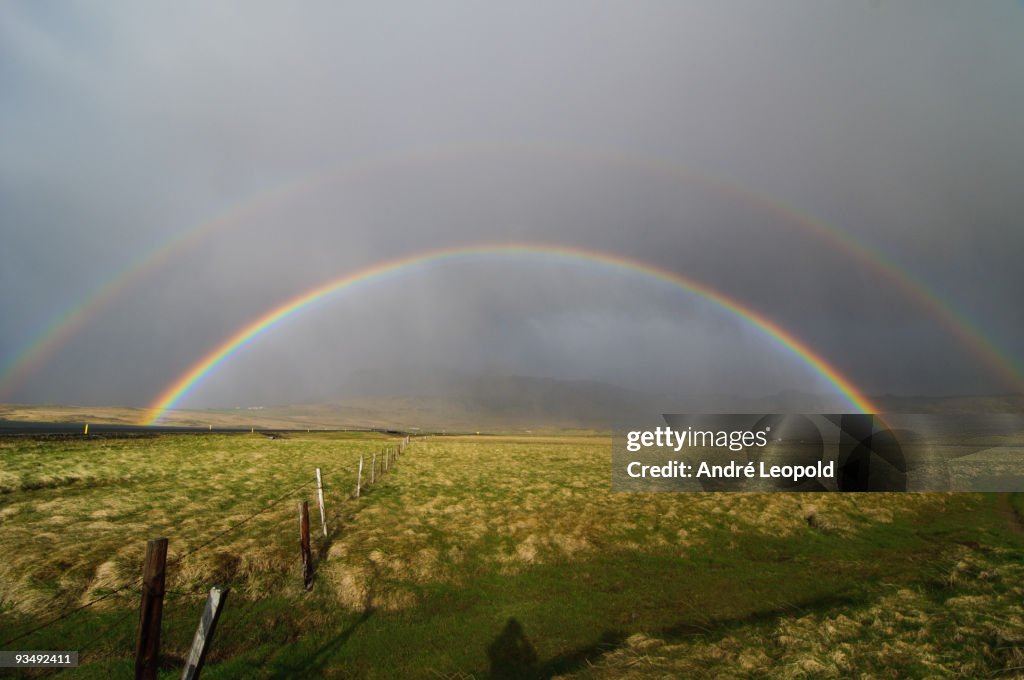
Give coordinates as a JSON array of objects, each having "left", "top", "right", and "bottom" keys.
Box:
[
  {"left": 371, "top": 451, "right": 376, "bottom": 485},
  {"left": 355, "top": 455, "right": 363, "bottom": 497},
  {"left": 299, "top": 501, "right": 313, "bottom": 590},
  {"left": 135, "top": 537, "right": 168, "bottom": 680},
  {"left": 180, "top": 586, "right": 229, "bottom": 680},
  {"left": 316, "top": 468, "right": 327, "bottom": 537}
]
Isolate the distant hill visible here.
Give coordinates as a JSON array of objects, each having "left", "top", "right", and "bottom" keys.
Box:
[{"left": 2, "top": 373, "right": 1020, "bottom": 432}]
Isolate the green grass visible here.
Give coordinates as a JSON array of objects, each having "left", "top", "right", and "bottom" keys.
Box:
[{"left": 1, "top": 433, "right": 1022, "bottom": 678}]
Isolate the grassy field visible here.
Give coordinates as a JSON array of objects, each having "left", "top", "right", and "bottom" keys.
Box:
[{"left": 1, "top": 432, "right": 1023, "bottom": 678}]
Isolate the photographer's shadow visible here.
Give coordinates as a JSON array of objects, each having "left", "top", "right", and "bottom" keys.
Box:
[{"left": 487, "top": 617, "right": 539, "bottom": 679}]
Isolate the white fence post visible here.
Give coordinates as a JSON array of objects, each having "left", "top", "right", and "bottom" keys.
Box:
[{"left": 316, "top": 467, "right": 327, "bottom": 537}]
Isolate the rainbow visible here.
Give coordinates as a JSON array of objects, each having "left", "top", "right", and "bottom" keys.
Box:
[
  {"left": 5, "top": 142, "right": 1021, "bottom": 399},
  {"left": 141, "top": 243, "right": 879, "bottom": 425}
]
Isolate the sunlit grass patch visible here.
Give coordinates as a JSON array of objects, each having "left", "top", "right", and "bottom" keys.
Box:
[
  {"left": 0, "top": 432, "right": 1019, "bottom": 678},
  {"left": 0, "top": 432, "right": 393, "bottom": 618}
]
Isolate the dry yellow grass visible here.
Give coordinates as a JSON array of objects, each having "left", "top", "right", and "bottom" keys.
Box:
[
  {"left": 318, "top": 436, "right": 953, "bottom": 613},
  {"left": 2, "top": 432, "right": 941, "bottom": 616},
  {"left": 0, "top": 432, "right": 397, "bottom": 617},
  {"left": 2, "top": 431, "right": 1013, "bottom": 679}
]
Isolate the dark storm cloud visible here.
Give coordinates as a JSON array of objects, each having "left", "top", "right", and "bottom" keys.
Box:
[{"left": 1, "top": 1, "right": 1022, "bottom": 408}]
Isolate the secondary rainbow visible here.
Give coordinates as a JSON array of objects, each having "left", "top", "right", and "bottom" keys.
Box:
[
  {"left": 7, "top": 142, "right": 1020, "bottom": 400},
  {"left": 142, "top": 243, "right": 879, "bottom": 425}
]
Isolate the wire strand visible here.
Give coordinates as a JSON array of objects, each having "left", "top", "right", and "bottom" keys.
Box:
[{"left": 0, "top": 479, "right": 314, "bottom": 647}]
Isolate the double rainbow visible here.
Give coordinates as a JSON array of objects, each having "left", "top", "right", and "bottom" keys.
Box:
[{"left": 3, "top": 142, "right": 1019, "bottom": 406}]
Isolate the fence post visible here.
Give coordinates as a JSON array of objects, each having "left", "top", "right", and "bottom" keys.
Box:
[
  {"left": 135, "top": 537, "right": 168, "bottom": 680},
  {"left": 371, "top": 451, "right": 376, "bottom": 485},
  {"left": 315, "top": 468, "right": 327, "bottom": 537},
  {"left": 356, "top": 455, "right": 363, "bottom": 497},
  {"left": 180, "top": 586, "right": 229, "bottom": 680},
  {"left": 299, "top": 501, "right": 313, "bottom": 590}
]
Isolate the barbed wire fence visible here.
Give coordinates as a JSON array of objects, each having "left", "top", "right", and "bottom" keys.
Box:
[{"left": 0, "top": 434, "right": 413, "bottom": 678}]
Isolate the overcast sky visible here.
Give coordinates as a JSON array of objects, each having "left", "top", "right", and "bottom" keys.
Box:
[{"left": 1, "top": 1, "right": 1022, "bottom": 408}]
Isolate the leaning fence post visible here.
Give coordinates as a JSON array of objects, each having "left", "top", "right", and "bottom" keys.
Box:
[
  {"left": 135, "top": 537, "right": 168, "bottom": 680},
  {"left": 315, "top": 468, "right": 327, "bottom": 537},
  {"left": 299, "top": 501, "right": 313, "bottom": 590},
  {"left": 180, "top": 586, "right": 229, "bottom": 680}
]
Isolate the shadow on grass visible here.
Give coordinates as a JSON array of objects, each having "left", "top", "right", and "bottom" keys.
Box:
[
  {"left": 487, "top": 617, "right": 539, "bottom": 679},
  {"left": 266, "top": 608, "right": 375, "bottom": 679},
  {"left": 487, "top": 590, "right": 875, "bottom": 679}
]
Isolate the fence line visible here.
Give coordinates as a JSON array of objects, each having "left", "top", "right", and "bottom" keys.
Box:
[
  {"left": 0, "top": 435, "right": 416, "bottom": 668},
  {"left": 62, "top": 473, "right": 322, "bottom": 656}
]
